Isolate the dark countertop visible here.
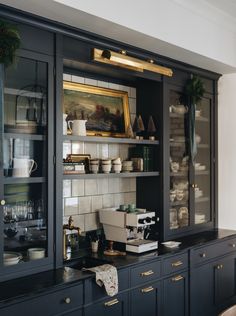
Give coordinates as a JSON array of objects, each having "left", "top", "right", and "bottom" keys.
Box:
[{"left": 0, "top": 228, "right": 236, "bottom": 306}]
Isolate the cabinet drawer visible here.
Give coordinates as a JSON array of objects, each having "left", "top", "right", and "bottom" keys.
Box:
[
  {"left": 192, "top": 237, "right": 236, "bottom": 265},
  {"left": 0, "top": 283, "right": 83, "bottom": 316},
  {"left": 163, "top": 253, "right": 188, "bottom": 275},
  {"left": 130, "top": 260, "right": 160, "bottom": 287}
]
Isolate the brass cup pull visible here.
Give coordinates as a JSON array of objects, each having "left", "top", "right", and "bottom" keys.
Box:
[
  {"left": 172, "top": 275, "right": 184, "bottom": 282},
  {"left": 141, "top": 286, "right": 154, "bottom": 293},
  {"left": 200, "top": 253, "right": 206, "bottom": 258},
  {"left": 64, "top": 297, "right": 71, "bottom": 304},
  {"left": 140, "top": 270, "right": 154, "bottom": 277},
  {"left": 104, "top": 298, "right": 119, "bottom": 307},
  {"left": 171, "top": 261, "right": 183, "bottom": 267},
  {"left": 0, "top": 200, "right": 5, "bottom": 206}
]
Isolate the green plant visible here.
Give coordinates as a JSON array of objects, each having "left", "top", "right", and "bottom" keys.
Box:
[
  {"left": 0, "top": 20, "right": 20, "bottom": 67},
  {"left": 184, "top": 75, "right": 205, "bottom": 104}
]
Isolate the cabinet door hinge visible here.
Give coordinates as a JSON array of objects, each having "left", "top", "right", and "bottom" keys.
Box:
[{"left": 53, "top": 155, "right": 56, "bottom": 165}]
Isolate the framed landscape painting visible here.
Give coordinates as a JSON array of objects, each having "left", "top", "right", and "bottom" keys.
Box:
[{"left": 63, "top": 81, "right": 131, "bottom": 137}]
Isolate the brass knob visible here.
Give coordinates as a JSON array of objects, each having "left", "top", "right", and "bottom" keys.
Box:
[
  {"left": 0, "top": 200, "right": 5, "bottom": 206},
  {"left": 200, "top": 253, "right": 206, "bottom": 258},
  {"left": 64, "top": 297, "right": 71, "bottom": 304},
  {"left": 191, "top": 184, "right": 195, "bottom": 188},
  {"left": 231, "top": 244, "right": 236, "bottom": 248}
]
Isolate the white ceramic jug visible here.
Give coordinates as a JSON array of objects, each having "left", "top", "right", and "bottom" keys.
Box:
[
  {"left": 12, "top": 157, "right": 37, "bottom": 177},
  {"left": 63, "top": 113, "right": 68, "bottom": 135},
  {"left": 68, "top": 120, "right": 87, "bottom": 136}
]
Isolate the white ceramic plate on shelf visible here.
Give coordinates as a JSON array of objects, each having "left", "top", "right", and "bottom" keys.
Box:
[{"left": 161, "top": 241, "right": 182, "bottom": 248}]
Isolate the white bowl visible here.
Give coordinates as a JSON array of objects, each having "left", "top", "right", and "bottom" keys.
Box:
[
  {"left": 28, "top": 248, "right": 45, "bottom": 260},
  {"left": 102, "top": 164, "right": 111, "bottom": 173},
  {"left": 161, "top": 241, "right": 182, "bottom": 248},
  {"left": 4, "top": 252, "right": 22, "bottom": 266},
  {"left": 112, "top": 164, "right": 122, "bottom": 173}
]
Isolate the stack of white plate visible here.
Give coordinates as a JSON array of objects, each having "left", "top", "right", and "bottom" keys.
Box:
[
  {"left": 195, "top": 213, "right": 206, "bottom": 224},
  {"left": 4, "top": 252, "right": 22, "bottom": 266}
]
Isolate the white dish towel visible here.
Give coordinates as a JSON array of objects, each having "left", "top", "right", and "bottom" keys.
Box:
[{"left": 84, "top": 264, "right": 118, "bottom": 297}]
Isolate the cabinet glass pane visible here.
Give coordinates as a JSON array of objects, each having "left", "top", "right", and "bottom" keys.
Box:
[
  {"left": 169, "top": 90, "right": 189, "bottom": 230},
  {"left": 2, "top": 56, "right": 48, "bottom": 265},
  {"left": 194, "top": 97, "right": 211, "bottom": 225}
]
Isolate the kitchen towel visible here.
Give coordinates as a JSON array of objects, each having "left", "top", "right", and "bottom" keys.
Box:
[{"left": 84, "top": 264, "right": 118, "bottom": 297}]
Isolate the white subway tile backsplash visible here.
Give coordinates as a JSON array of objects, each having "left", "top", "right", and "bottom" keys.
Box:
[
  {"left": 98, "top": 80, "right": 109, "bottom": 88},
  {"left": 85, "top": 78, "right": 98, "bottom": 86},
  {"left": 119, "top": 85, "right": 130, "bottom": 94},
  {"left": 84, "top": 213, "right": 99, "bottom": 231},
  {"left": 119, "top": 144, "right": 129, "bottom": 161},
  {"left": 63, "top": 180, "right": 71, "bottom": 198},
  {"left": 108, "top": 82, "right": 120, "bottom": 90},
  {"left": 113, "top": 193, "right": 124, "bottom": 207},
  {"left": 64, "top": 197, "right": 79, "bottom": 216},
  {"left": 72, "top": 179, "right": 85, "bottom": 197},
  {"left": 79, "top": 196, "right": 91, "bottom": 214},
  {"left": 85, "top": 179, "right": 98, "bottom": 195},
  {"left": 120, "top": 178, "right": 131, "bottom": 192},
  {"left": 63, "top": 141, "right": 72, "bottom": 159},
  {"left": 63, "top": 74, "right": 72, "bottom": 81},
  {"left": 103, "top": 194, "right": 114, "bottom": 208},
  {"left": 124, "top": 192, "right": 136, "bottom": 205},
  {"left": 73, "top": 214, "right": 85, "bottom": 232},
  {"left": 129, "top": 98, "right": 136, "bottom": 114},
  {"left": 108, "top": 178, "right": 120, "bottom": 194},
  {"left": 91, "top": 195, "right": 103, "bottom": 212},
  {"left": 130, "top": 178, "right": 136, "bottom": 191},
  {"left": 97, "top": 178, "right": 109, "bottom": 194},
  {"left": 72, "top": 142, "right": 84, "bottom": 154},
  {"left": 72, "top": 75, "right": 85, "bottom": 84},
  {"left": 84, "top": 143, "right": 98, "bottom": 158},
  {"left": 108, "top": 144, "right": 120, "bottom": 159},
  {"left": 99, "top": 144, "right": 109, "bottom": 159}
]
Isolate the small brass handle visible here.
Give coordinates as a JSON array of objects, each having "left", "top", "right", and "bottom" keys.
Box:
[
  {"left": 141, "top": 286, "right": 154, "bottom": 293},
  {"left": 216, "top": 264, "right": 223, "bottom": 270},
  {"left": 171, "top": 261, "right": 183, "bottom": 267},
  {"left": 64, "top": 297, "right": 71, "bottom": 304},
  {"left": 230, "top": 243, "right": 236, "bottom": 248},
  {"left": 140, "top": 270, "right": 154, "bottom": 277},
  {"left": 172, "top": 275, "right": 184, "bottom": 282},
  {"left": 200, "top": 253, "right": 206, "bottom": 258},
  {"left": 191, "top": 184, "right": 195, "bottom": 188},
  {"left": 0, "top": 200, "right": 5, "bottom": 206},
  {"left": 104, "top": 298, "right": 119, "bottom": 307}
]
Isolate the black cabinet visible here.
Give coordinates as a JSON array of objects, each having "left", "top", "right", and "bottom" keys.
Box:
[
  {"left": 163, "top": 272, "right": 188, "bottom": 316},
  {"left": 84, "top": 292, "right": 129, "bottom": 316},
  {"left": 130, "top": 281, "right": 160, "bottom": 316}
]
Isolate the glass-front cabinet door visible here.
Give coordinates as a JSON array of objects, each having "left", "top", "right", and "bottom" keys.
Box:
[
  {"left": 0, "top": 51, "right": 54, "bottom": 279},
  {"left": 167, "top": 85, "right": 213, "bottom": 237}
]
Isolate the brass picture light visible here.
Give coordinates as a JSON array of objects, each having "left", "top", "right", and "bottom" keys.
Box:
[{"left": 92, "top": 48, "right": 173, "bottom": 77}]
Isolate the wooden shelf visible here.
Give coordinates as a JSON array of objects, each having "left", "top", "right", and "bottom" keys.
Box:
[
  {"left": 170, "top": 170, "right": 209, "bottom": 177},
  {"left": 63, "top": 171, "right": 159, "bottom": 180},
  {"left": 4, "top": 177, "right": 45, "bottom": 184},
  {"left": 170, "top": 142, "right": 209, "bottom": 149},
  {"left": 63, "top": 135, "right": 159, "bottom": 145}
]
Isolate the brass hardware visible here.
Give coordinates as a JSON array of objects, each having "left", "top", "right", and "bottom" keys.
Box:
[
  {"left": 0, "top": 200, "right": 5, "bottom": 206},
  {"left": 148, "top": 59, "right": 154, "bottom": 64},
  {"left": 172, "top": 275, "right": 184, "bottom": 282},
  {"left": 200, "top": 253, "right": 206, "bottom": 258},
  {"left": 141, "top": 286, "right": 154, "bottom": 293},
  {"left": 64, "top": 297, "right": 71, "bottom": 304},
  {"left": 120, "top": 50, "right": 127, "bottom": 55},
  {"left": 104, "top": 298, "right": 119, "bottom": 307},
  {"left": 140, "top": 270, "right": 154, "bottom": 277},
  {"left": 63, "top": 216, "right": 81, "bottom": 260},
  {"left": 93, "top": 48, "right": 173, "bottom": 76},
  {"left": 230, "top": 243, "right": 236, "bottom": 248},
  {"left": 191, "top": 184, "right": 198, "bottom": 188},
  {"left": 171, "top": 261, "right": 183, "bottom": 267},
  {"left": 216, "top": 264, "right": 223, "bottom": 270}
]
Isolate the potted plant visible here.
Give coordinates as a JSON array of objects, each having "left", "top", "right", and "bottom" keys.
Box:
[{"left": 184, "top": 75, "right": 205, "bottom": 163}]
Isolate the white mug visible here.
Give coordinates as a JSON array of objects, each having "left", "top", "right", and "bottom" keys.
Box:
[
  {"left": 68, "top": 120, "right": 87, "bottom": 136},
  {"left": 63, "top": 113, "right": 68, "bottom": 135},
  {"left": 12, "top": 158, "right": 37, "bottom": 177}
]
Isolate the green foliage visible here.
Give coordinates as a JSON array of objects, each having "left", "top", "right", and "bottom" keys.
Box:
[
  {"left": 0, "top": 20, "right": 20, "bottom": 66},
  {"left": 184, "top": 75, "right": 205, "bottom": 104}
]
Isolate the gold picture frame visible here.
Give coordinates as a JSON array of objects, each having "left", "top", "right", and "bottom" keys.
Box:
[{"left": 63, "top": 81, "right": 131, "bottom": 137}]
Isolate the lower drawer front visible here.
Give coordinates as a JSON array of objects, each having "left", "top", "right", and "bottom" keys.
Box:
[
  {"left": 192, "top": 237, "right": 236, "bottom": 265},
  {"left": 0, "top": 283, "right": 83, "bottom": 316},
  {"left": 130, "top": 260, "right": 161, "bottom": 287},
  {"left": 163, "top": 253, "right": 188, "bottom": 275}
]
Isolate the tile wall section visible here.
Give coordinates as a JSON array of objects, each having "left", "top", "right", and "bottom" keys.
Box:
[{"left": 63, "top": 74, "right": 137, "bottom": 232}]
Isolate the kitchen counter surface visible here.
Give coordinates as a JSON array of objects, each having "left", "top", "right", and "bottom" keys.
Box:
[{"left": 0, "top": 228, "right": 235, "bottom": 305}]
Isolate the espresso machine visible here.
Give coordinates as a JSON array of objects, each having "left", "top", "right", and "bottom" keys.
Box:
[{"left": 99, "top": 208, "right": 158, "bottom": 253}]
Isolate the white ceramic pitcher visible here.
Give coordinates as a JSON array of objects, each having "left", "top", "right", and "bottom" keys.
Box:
[
  {"left": 63, "top": 113, "right": 68, "bottom": 135},
  {"left": 12, "top": 158, "right": 37, "bottom": 177},
  {"left": 68, "top": 120, "right": 87, "bottom": 136}
]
